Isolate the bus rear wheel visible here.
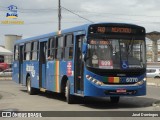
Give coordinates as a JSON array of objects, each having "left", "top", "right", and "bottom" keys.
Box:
[
  {"left": 110, "top": 96, "right": 120, "bottom": 103},
  {"left": 26, "top": 76, "right": 37, "bottom": 95},
  {"left": 65, "top": 80, "right": 75, "bottom": 104}
]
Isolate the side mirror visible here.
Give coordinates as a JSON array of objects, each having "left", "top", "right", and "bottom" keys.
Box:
[{"left": 82, "top": 43, "right": 87, "bottom": 54}]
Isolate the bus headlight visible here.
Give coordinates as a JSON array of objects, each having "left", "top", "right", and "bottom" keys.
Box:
[
  {"left": 86, "top": 75, "right": 104, "bottom": 86},
  {"left": 135, "top": 78, "right": 146, "bottom": 85}
]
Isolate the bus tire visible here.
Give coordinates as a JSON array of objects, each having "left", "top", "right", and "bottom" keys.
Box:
[
  {"left": 65, "top": 80, "right": 75, "bottom": 104},
  {"left": 110, "top": 96, "right": 120, "bottom": 103},
  {"left": 26, "top": 76, "right": 37, "bottom": 95}
]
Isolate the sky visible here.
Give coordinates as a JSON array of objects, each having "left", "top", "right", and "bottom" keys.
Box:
[{"left": 0, "top": 0, "right": 160, "bottom": 45}]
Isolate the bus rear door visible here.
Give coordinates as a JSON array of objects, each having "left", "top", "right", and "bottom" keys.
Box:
[
  {"left": 19, "top": 45, "right": 24, "bottom": 84},
  {"left": 39, "top": 40, "right": 47, "bottom": 90}
]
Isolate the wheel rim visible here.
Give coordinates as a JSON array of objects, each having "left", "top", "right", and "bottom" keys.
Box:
[
  {"left": 65, "top": 84, "right": 68, "bottom": 98},
  {"left": 27, "top": 79, "right": 31, "bottom": 92}
]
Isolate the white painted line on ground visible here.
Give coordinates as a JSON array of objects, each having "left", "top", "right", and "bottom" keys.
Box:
[{"left": 147, "top": 83, "right": 156, "bottom": 86}]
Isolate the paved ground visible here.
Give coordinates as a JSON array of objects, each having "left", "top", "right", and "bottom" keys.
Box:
[
  {"left": 147, "top": 78, "right": 160, "bottom": 86},
  {"left": 0, "top": 78, "right": 160, "bottom": 119}
]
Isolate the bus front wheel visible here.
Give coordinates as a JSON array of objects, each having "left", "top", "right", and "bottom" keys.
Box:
[
  {"left": 26, "top": 76, "right": 37, "bottom": 95},
  {"left": 65, "top": 80, "right": 75, "bottom": 104},
  {"left": 110, "top": 96, "right": 120, "bottom": 103}
]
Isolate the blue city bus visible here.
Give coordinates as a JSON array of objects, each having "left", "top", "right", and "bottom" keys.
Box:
[{"left": 12, "top": 23, "right": 146, "bottom": 104}]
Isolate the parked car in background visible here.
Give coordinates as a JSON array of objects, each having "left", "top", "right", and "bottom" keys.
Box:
[
  {"left": 0, "top": 62, "right": 9, "bottom": 71},
  {"left": 146, "top": 68, "right": 160, "bottom": 78},
  {"left": 0, "top": 68, "right": 12, "bottom": 77}
]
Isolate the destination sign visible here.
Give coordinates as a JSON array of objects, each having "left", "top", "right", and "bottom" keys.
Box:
[
  {"left": 89, "top": 40, "right": 110, "bottom": 45},
  {"left": 111, "top": 27, "right": 131, "bottom": 33},
  {"left": 88, "top": 24, "right": 145, "bottom": 35}
]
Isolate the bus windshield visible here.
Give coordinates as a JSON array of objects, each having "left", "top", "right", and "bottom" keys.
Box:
[{"left": 86, "top": 38, "right": 146, "bottom": 69}]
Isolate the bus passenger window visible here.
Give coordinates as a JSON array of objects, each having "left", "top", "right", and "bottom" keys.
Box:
[
  {"left": 31, "top": 41, "right": 38, "bottom": 60},
  {"left": 25, "top": 43, "right": 31, "bottom": 60},
  {"left": 56, "top": 37, "right": 63, "bottom": 60},
  {"left": 49, "top": 38, "right": 56, "bottom": 60},
  {"left": 69, "top": 47, "right": 73, "bottom": 59},
  {"left": 47, "top": 38, "right": 51, "bottom": 60},
  {"left": 14, "top": 45, "right": 19, "bottom": 60},
  {"left": 64, "top": 34, "right": 73, "bottom": 60}
]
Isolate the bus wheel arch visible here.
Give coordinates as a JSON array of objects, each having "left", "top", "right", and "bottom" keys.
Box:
[
  {"left": 26, "top": 73, "right": 30, "bottom": 86},
  {"left": 60, "top": 75, "right": 68, "bottom": 94}
]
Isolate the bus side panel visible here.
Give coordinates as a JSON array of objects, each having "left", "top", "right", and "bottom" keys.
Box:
[
  {"left": 59, "top": 61, "right": 75, "bottom": 93},
  {"left": 12, "top": 61, "right": 19, "bottom": 83},
  {"left": 22, "top": 61, "right": 39, "bottom": 89},
  {"left": 46, "top": 61, "right": 61, "bottom": 92},
  {"left": 46, "top": 60, "right": 73, "bottom": 93},
  {"left": 41, "top": 64, "right": 46, "bottom": 88},
  {"left": 59, "top": 60, "right": 74, "bottom": 95},
  {"left": 22, "top": 62, "right": 27, "bottom": 86},
  {"left": 46, "top": 61, "right": 54, "bottom": 91}
]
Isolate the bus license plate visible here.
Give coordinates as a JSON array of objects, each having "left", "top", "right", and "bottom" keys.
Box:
[{"left": 116, "top": 89, "right": 126, "bottom": 93}]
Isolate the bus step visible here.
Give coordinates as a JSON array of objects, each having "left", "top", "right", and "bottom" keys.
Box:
[{"left": 40, "top": 88, "right": 46, "bottom": 92}]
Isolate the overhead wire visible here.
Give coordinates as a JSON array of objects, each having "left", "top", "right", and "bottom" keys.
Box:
[{"left": 61, "top": 6, "right": 94, "bottom": 23}]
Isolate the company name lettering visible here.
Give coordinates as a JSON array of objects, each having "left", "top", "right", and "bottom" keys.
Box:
[
  {"left": 1, "top": 20, "right": 24, "bottom": 24},
  {"left": 6, "top": 13, "right": 18, "bottom": 18}
]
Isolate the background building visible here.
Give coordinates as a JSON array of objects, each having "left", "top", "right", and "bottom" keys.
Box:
[
  {"left": 146, "top": 31, "right": 160, "bottom": 63},
  {"left": 0, "top": 34, "right": 22, "bottom": 65},
  {"left": 5, "top": 34, "right": 22, "bottom": 52}
]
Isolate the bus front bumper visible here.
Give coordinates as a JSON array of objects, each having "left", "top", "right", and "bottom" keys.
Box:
[{"left": 84, "top": 80, "right": 146, "bottom": 97}]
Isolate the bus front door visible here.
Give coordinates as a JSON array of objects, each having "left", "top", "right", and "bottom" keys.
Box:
[
  {"left": 74, "top": 35, "right": 85, "bottom": 94},
  {"left": 19, "top": 45, "right": 24, "bottom": 84},
  {"left": 39, "top": 41, "right": 47, "bottom": 89}
]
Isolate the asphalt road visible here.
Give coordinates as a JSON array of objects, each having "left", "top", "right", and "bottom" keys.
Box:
[{"left": 0, "top": 80, "right": 160, "bottom": 120}]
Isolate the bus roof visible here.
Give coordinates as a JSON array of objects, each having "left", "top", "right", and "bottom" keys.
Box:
[
  {"left": 15, "top": 22, "right": 145, "bottom": 44},
  {"left": 15, "top": 23, "right": 90, "bottom": 44}
]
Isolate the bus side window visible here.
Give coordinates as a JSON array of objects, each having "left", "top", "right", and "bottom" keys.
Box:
[
  {"left": 24, "top": 42, "right": 31, "bottom": 60},
  {"left": 31, "top": 41, "right": 38, "bottom": 60},
  {"left": 56, "top": 36, "right": 64, "bottom": 60},
  {"left": 47, "top": 38, "right": 56, "bottom": 60},
  {"left": 14, "top": 45, "right": 19, "bottom": 60},
  {"left": 47, "top": 38, "right": 51, "bottom": 60},
  {"left": 50, "top": 38, "right": 55, "bottom": 60},
  {"left": 64, "top": 34, "right": 73, "bottom": 60}
]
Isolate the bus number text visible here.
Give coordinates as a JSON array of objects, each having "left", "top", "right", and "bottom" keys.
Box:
[{"left": 126, "top": 78, "right": 138, "bottom": 83}]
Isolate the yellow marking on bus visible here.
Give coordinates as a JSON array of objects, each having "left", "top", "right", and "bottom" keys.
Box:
[
  {"left": 114, "top": 77, "right": 120, "bottom": 83},
  {"left": 56, "top": 61, "right": 60, "bottom": 92}
]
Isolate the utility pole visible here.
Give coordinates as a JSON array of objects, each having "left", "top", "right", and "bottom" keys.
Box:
[{"left": 58, "top": 0, "right": 61, "bottom": 33}]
